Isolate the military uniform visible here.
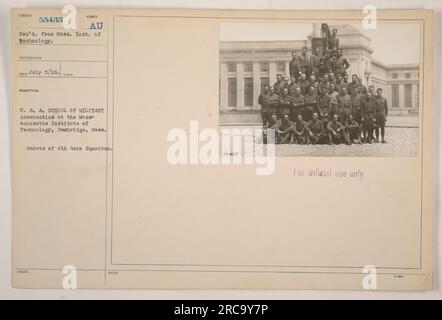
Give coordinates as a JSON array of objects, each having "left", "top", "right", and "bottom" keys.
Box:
[
  {"left": 307, "top": 118, "right": 327, "bottom": 144},
  {"left": 278, "top": 94, "right": 293, "bottom": 118},
  {"left": 267, "top": 92, "right": 280, "bottom": 121},
  {"left": 276, "top": 117, "right": 293, "bottom": 144},
  {"left": 289, "top": 57, "right": 300, "bottom": 80},
  {"left": 361, "top": 93, "right": 376, "bottom": 143},
  {"left": 319, "top": 80, "right": 330, "bottom": 92},
  {"left": 291, "top": 94, "right": 305, "bottom": 121},
  {"left": 258, "top": 92, "right": 270, "bottom": 126},
  {"left": 292, "top": 119, "right": 308, "bottom": 144},
  {"left": 344, "top": 118, "right": 362, "bottom": 143},
  {"left": 298, "top": 54, "right": 309, "bottom": 76},
  {"left": 350, "top": 92, "right": 363, "bottom": 124},
  {"left": 299, "top": 80, "right": 310, "bottom": 96},
  {"left": 328, "top": 35, "right": 339, "bottom": 52},
  {"left": 273, "top": 80, "right": 287, "bottom": 96},
  {"left": 309, "top": 81, "right": 320, "bottom": 93},
  {"left": 319, "top": 56, "right": 333, "bottom": 76},
  {"left": 317, "top": 92, "right": 331, "bottom": 126},
  {"left": 335, "top": 81, "right": 345, "bottom": 92},
  {"left": 309, "top": 54, "right": 321, "bottom": 76},
  {"left": 337, "top": 93, "right": 352, "bottom": 122},
  {"left": 327, "top": 120, "right": 350, "bottom": 144},
  {"left": 375, "top": 95, "right": 388, "bottom": 142},
  {"left": 329, "top": 91, "right": 339, "bottom": 117},
  {"left": 375, "top": 95, "right": 388, "bottom": 126},
  {"left": 267, "top": 117, "right": 280, "bottom": 130},
  {"left": 347, "top": 81, "right": 359, "bottom": 96},
  {"left": 287, "top": 82, "right": 300, "bottom": 97},
  {"left": 262, "top": 116, "right": 279, "bottom": 144},
  {"left": 304, "top": 93, "right": 318, "bottom": 122},
  {"left": 335, "top": 56, "right": 350, "bottom": 77}
]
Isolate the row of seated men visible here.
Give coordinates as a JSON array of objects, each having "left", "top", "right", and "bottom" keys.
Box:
[
  {"left": 259, "top": 75, "right": 389, "bottom": 144},
  {"left": 266, "top": 112, "right": 361, "bottom": 145}
]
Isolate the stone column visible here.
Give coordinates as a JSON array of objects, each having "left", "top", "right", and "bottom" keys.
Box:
[
  {"left": 219, "top": 63, "right": 228, "bottom": 110},
  {"left": 285, "top": 60, "right": 290, "bottom": 78},
  {"left": 252, "top": 62, "right": 261, "bottom": 110},
  {"left": 385, "top": 84, "right": 392, "bottom": 108},
  {"left": 313, "top": 24, "right": 322, "bottom": 37},
  {"left": 412, "top": 83, "right": 418, "bottom": 111},
  {"left": 399, "top": 84, "right": 405, "bottom": 113},
  {"left": 311, "top": 23, "right": 324, "bottom": 55}
]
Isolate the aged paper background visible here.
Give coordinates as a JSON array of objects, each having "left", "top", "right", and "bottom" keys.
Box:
[{"left": 8, "top": 7, "right": 434, "bottom": 291}]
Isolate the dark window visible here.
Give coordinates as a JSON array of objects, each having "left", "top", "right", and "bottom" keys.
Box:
[
  {"left": 244, "top": 62, "right": 253, "bottom": 72},
  {"left": 227, "top": 63, "right": 236, "bottom": 73},
  {"left": 244, "top": 78, "right": 254, "bottom": 107},
  {"left": 392, "top": 72, "right": 398, "bottom": 79},
  {"left": 405, "top": 72, "right": 411, "bottom": 79},
  {"left": 277, "top": 61, "right": 286, "bottom": 72},
  {"left": 227, "top": 78, "right": 237, "bottom": 107},
  {"left": 260, "top": 62, "right": 269, "bottom": 72},
  {"left": 392, "top": 84, "right": 399, "bottom": 108},
  {"left": 416, "top": 84, "right": 419, "bottom": 109},
  {"left": 404, "top": 84, "right": 412, "bottom": 108}
]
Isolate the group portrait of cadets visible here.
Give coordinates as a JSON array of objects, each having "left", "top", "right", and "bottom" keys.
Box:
[{"left": 258, "top": 28, "right": 388, "bottom": 145}]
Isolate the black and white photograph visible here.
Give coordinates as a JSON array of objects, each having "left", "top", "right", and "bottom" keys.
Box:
[{"left": 219, "top": 22, "right": 422, "bottom": 157}]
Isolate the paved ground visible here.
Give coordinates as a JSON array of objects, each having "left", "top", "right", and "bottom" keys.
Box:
[
  {"left": 220, "top": 116, "right": 419, "bottom": 157},
  {"left": 383, "top": 115, "right": 419, "bottom": 128},
  {"left": 274, "top": 127, "right": 418, "bottom": 157}
]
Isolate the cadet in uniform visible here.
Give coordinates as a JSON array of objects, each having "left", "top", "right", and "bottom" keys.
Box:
[
  {"left": 350, "top": 85, "right": 363, "bottom": 126},
  {"left": 278, "top": 88, "right": 293, "bottom": 119},
  {"left": 319, "top": 74, "right": 330, "bottom": 92},
  {"left": 307, "top": 112, "right": 327, "bottom": 144},
  {"left": 361, "top": 85, "right": 376, "bottom": 144},
  {"left": 267, "top": 87, "right": 280, "bottom": 122},
  {"left": 298, "top": 73, "right": 309, "bottom": 95},
  {"left": 328, "top": 28, "right": 340, "bottom": 52},
  {"left": 319, "top": 50, "right": 333, "bottom": 76},
  {"left": 273, "top": 74, "right": 286, "bottom": 95},
  {"left": 289, "top": 51, "right": 300, "bottom": 80},
  {"left": 288, "top": 76, "right": 299, "bottom": 96},
  {"left": 347, "top": 74, "right": 359, "bottom": 96},
  {"left": 291, "top": 87, "right": 305, "bottom": 122},
  {"left": 309, "top": 74, "right": 320, "bottom": 92},
  {"left": 276, "top": 114, "right": 293, "bottom": 144},
  {"left": 263, "top": 112, "right": 280, "bottom": 144},
  {"left": 267, "top": 113, "right": 280, "bottom": 129},
  {"left": 317, "top": 86, "right": 331, "bottom": 127},
  {"left": 337, "top": 86, "right": 352, "bottom": 122},
  {"left": 344, "top": 114, "right": 362, "bottom": 144},
  {"left": 298, "top": 46, "right": 309, "bottom": 76},
  {"left": 258, "top": 85, "right": 270, "bottom": 126},
  {"left": 329, "top": 83, "right": 339, "bottom": 118},
  {"left": 292, "top": 114, "right": 308, "bottom": 144},
  {"left": 336, "top": 75, "right": 345, "bottom": 91},
  {"left": 310, "top": 47, "right": 321, "bottom": 76},
  {"left": 374, "top": 87, "right": 388, "bottom": 143},
  {"left": 304, "top": 86, "right": 318, "bottom": 122},
  {"left": 329, "top": 73, "right": 337, "bottom": 86},
  {"left": 327, "top": 114, "right": 350, "bottom": 145},
  {"left": 334, "top": 48, "right": 350, "bottom": 77}
]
